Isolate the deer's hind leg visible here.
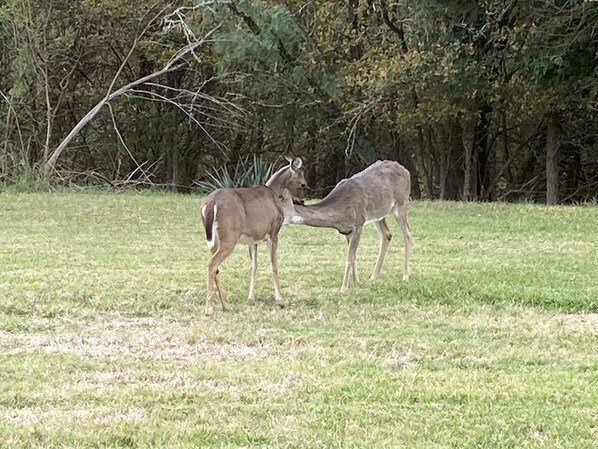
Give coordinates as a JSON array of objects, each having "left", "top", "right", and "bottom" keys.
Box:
[
  {"left": 392, "top": 203, "right": 411, "bottom": 281},
  {"left": 206, "top": 245, "right": 234, "bottom": 315},
  {"left": 371, "top": 218, "right": 392, "bottom": 280}
]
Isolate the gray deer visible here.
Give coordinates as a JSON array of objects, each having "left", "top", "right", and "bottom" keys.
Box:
[{"left": 284, "top": 160, "right": 411, "bottom": 292}]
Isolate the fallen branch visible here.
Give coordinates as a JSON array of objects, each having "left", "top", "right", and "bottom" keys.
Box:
[{"left": 44, "top": 16, "right": 221, "bottom": 177}]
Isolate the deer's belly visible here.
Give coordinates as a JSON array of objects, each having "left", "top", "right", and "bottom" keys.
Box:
[
  {"left": 238, "top": 234, "right": 266, "bottom": 245},
  {"left": 365, "top": 212, "right": 391, "bottom": 225},
  {"left": 364, "top": 200, "right": 395, "bottom": 225}
]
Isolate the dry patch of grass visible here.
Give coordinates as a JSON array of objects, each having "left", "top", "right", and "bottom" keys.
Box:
[
  {"left": 2, "top": 305, "right": 596, "bottom": 380},
  {"left": 0, "top": 316, "right": 275, "bottom": 362},
  {"left": 4, "top": 406, "right": 146, "bottom": 427}
]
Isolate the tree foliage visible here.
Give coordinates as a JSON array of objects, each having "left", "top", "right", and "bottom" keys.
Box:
[{"left": 0, "top": 0, "right": 596, "bottom": 202}]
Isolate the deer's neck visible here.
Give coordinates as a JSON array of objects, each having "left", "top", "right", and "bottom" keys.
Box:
[
  {"left": 265, "top": 168, "right": 289, "bottom": 195},
  {"left": 292, "top": 202, "right": 352, "bottom": 234}
]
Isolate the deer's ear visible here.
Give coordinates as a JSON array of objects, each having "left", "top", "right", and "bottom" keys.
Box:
[
  {"left": 285, "top": 156, "right": 293, "bottom": 164},
  {"left": 291, "top": 157, "right": 303, "bottom": 171}
]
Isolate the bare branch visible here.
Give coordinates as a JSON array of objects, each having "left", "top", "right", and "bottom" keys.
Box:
[
  {"left": 343, "top": 103, "right": 374, "bottom": 159},
  {"left": 0, "top": 90, "right": 26, "bottom": 162},
  {"left": 106, "top": 103, "right": 153, "bottom": 184},
  {"left": 44, "top": 16, "right": 221, "bottom": 176},
  {"left": 125, "top": 87, "right": 229, "bottom": 154}
]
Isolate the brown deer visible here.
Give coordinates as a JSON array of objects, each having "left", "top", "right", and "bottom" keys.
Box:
[
  {"left": 200, "top": 157, "right": 306, "bottom": 315},
  {"left": 283, "top": 160, "right": 411, "bottom": 292}
]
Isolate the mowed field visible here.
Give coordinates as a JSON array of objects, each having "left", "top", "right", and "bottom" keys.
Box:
[{"left": 0, "top": 191, "right": 597, "bottom": 448}]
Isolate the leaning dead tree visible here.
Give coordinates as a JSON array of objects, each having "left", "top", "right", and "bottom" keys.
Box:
[{"left": 44, "top": 8, "right": 220, "bottom": 178}]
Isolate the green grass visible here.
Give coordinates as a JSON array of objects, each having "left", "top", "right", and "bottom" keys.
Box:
[{"left": 0, "top": 191, "right": 596, "bottom": 448}]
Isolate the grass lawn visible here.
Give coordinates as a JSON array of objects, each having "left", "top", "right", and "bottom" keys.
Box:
[{"left": 0, "top": 190, "right": 596, "bottom": 448}]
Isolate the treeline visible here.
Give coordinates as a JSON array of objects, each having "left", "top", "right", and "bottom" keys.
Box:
[{"left": 0, "top": 0, "right": 597, "bottom": 202}]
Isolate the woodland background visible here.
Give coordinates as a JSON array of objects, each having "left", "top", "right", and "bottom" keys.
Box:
[{"left": 0, "top": 0, "right": 597, "bottom": 203}]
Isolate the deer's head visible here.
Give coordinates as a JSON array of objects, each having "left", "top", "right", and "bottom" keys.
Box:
[{"left": 266, "top": 156, "right": 308, "bottom": 203}]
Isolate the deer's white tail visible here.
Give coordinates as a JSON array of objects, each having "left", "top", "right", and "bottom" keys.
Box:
[{"left": 201, "top": 204, "right": 218, "bottom": 249}]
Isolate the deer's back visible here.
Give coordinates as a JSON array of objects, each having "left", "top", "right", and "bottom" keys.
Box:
[
  {"left": 318, "top": 160, "right": 410, "bottom": 222},
  {"left": 352, "top": 160, "right": 410, "bottom": 199}
]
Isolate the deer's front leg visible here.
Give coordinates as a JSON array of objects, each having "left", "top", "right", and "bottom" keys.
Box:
[
  {"left": 342, "top": 227, "right": 362, "bottom": 292},
  {"left": 392, "top": 204, "right": 411, "bottom": 281}
]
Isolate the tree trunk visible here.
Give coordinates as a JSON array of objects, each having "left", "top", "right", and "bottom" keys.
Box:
[
  {"left": 163, "top": 70, "right": 184, "bottom": 191},
  {"left": 439, "top": 147, "right": 447, "bottom": 200},
  {"left": 463, "top": 141, "right": 472, "bottom": 201},
  {"left": 391, "top": 131, "right": 421, "bottom": 199},
  {"left": 501, "top": 111, "right": 513, "bottom": 185},
  {"left": 546, "top": 112, "right": 561, "bottom": 205},
  {"left": 414, "top": 126, "right": 433, "bottom": 198},
  {"left": 169, "top": 146, "right": 180, "bottom": 190},
  {"left": 440, "top": 121, "right": 463, "bottom": 200},
  {"left": 425, "top": 126, "right": 438, "bottom": 198},
  {"left": 462, "top": 117, "right": 477, "bottom": 201},
  {"left": 476, "top": 103, "right": 493, "bottom": 199}
]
